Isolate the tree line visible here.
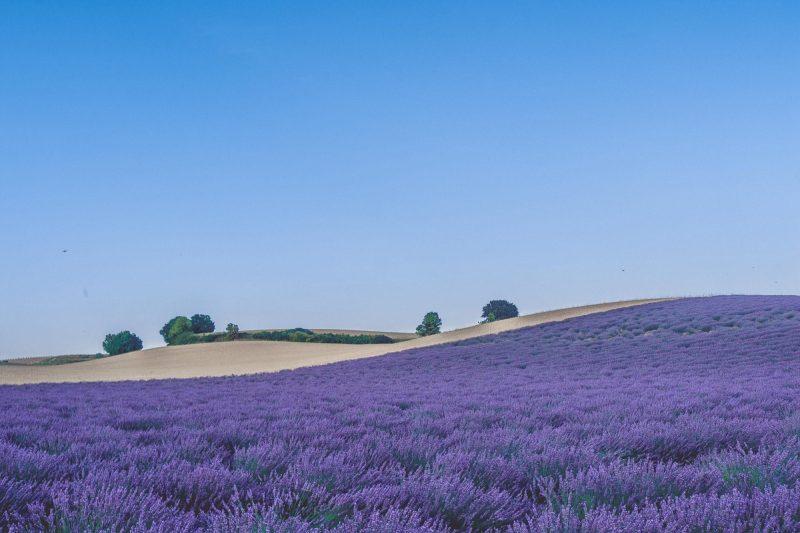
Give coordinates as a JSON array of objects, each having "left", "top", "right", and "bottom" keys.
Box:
[{"left": 101, "top": 300, "right": 519, "bottom": 355}]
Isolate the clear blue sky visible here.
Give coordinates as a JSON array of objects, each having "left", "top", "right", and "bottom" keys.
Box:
[{"left": 1, "top": 2, "right": 798, "bottom": 357}]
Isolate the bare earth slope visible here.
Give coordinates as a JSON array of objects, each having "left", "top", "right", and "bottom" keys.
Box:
[{"left": 0, "top": 298, "right": 670, "bottom": 385}]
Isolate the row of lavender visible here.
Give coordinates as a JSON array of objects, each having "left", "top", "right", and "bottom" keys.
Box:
[{"left": 1, "top": 296, "right": 800, "bottom": 531}]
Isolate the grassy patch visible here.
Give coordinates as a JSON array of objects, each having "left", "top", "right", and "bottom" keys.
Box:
[{"left": 0, "top": 354, "right": 107, "bottom": 366}]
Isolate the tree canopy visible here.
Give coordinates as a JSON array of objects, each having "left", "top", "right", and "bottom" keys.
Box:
[
  {"left": 416, "top": 312, "right": 442, "bottom": 336},
  {"left": 102, "top": 331, "right": 143, "bottom": 355},
  {"left": 481, "top": 300, "right": 519, "bottom": 322},
  {"left": 190, "top": 314, "right": 215, "bottom": 334},
  {"left": 160, "top": 316, "right": 193, "bottom": 345},
  {"left": 225, "top": 323, "right": 240, "bottom": 341}
]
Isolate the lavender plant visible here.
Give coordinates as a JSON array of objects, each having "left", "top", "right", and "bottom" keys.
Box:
[{"left": 1, "top": 296, "right": 800, "bottom": 531}]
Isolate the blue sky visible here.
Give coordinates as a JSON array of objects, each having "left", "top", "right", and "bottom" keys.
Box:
[{"left": 1, "top": 2, "right": 798, "bottom": 357}]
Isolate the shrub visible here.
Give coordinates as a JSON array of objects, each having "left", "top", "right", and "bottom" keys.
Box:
[
  {"left": 102, "top": 331, "right": 143, "bottom": 355},
  {"left": 225, "top": 323, "right": 240, "bottom": 341},
  {"left": 481, "top": 300, "right": 519, "bottom": 322},
  {"left": 416, "top": 312, "right": 442, "bottom": 336},
  {"left": 287, "top": 331, "right": 312, "bottom": 342},
  {"left": 252, "top": 330, "right": 288, "bottom": 341},
  {"left": 287, "top": 328, "right": 314, "bottom": 336},
  {"left": 190, "top": 314, "right": 215, "bottom": 334},
  {"left": 251, "top": 330, "right": 395, "bottom": 344},
  {"left": 170, "top": 332, "right": 201, "bottom": 345},
  {"left": 160, "top": 316, "right": 193, "bottom": 345}
]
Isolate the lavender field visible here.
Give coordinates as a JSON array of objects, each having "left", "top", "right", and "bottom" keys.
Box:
[{"left": 2, "top": 296, "right": 800, "bottom": 532}]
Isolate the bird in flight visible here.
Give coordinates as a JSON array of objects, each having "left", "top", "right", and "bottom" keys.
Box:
[{"left": 61, "top": 249, "right": 68, "bottom": 253}]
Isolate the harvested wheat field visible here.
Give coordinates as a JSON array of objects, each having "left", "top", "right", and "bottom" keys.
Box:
[{"left": 0, "top": 299, "right": 669, "bottom": 385}]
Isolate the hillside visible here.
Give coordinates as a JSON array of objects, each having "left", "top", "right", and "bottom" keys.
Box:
[
  {"left": 0, "top": 298, "right": 666, "bottom": 385},
  {"left": 1, "top": 295, "right": 799, "bottom": 531}
]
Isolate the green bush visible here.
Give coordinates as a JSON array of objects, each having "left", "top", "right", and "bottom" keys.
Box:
[
  {"left": 288, "top": 331, "right": 312, "bottom": 342},
  {"left": 203, "top": 333, "right": 224, "bottom": 343},
  {"left": 251, "top": 329, "right": 394, "bottom": 344},
  {"left": 170, "top": 332, "right": 201, "bottom": 345},
  {"left": 190, "top": 314, "right": 215, "bottom": 334},
  {"left": 252, "top": 329, "right": 312, "bottom": 342},
  {"left": 225, "top": 323, "right": 240, "bottom": 341},
  {"left": 160, "top": 316, "right": 193, "bottom": 345},
  {"left": 164, "top": 331, "right": 229, "bottom": 345},
  {"left": 481, "top": 300, "right": 519, "bottom": 322},
  {"left": 416, "top": 312, "right": 442, "bottom": 336},
  {"left": 102, "top": 331, "right": 143, "bottom": 355}
]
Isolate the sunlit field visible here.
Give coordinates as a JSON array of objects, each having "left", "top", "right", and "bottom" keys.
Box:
[{"left": 2, "top": 296, "right": 800, "bottom": 531}]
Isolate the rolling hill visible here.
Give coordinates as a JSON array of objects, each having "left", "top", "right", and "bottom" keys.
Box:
[
  {"left": 1, "top": 296, "right": 799, "bottom": 531},
  {"left": 0, "top": 298, "right": 667, "bottom": 385}
]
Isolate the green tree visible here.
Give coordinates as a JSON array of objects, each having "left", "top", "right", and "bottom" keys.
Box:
[
  {"left": 225, "top": 323, "right": 240, "bottom": 341},
  {"left": 190, "top": 314, "right": 215, "bottom": 334},
  {"left": 416, "top": 311, "right": 442, "bottom": 336},
  {"left": 160, "top": 316, "right": 193, "bottom": 344},
  {"left": 102, "top": 331, "right": 143, "bottom": 355},
  {"left": 481, "top": 300, "right": 519, "bottom": 322}
]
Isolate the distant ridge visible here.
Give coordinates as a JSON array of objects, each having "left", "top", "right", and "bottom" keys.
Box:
[{"left": 0, "top": 298, "right": 672, "bottom": 385}]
